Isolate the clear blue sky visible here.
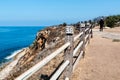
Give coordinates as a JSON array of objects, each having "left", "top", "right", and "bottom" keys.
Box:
[{"left": 0, "top": 0, "right": 120, "bottom": 26}]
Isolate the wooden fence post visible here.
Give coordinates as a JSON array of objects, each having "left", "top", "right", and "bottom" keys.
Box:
[
  {"left": 64, "top": 26, "right": 74, "bottom": 79},
  {"left": 81, "top": 26, "right": 85, "bottom": 58},
  {"left": 91, "top": 25, "right": 93, "bottom": 38},
  {"left": 88, "top": 24, "right": 91, "bottom": 44}
]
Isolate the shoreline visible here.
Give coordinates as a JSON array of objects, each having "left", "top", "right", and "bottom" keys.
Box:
[
  {"left": 0, "top": 26, "right": 45, "bottom": 66},
  {"left": 0, "top": 47, "right": 28, "bottom": 79},
  {"left": 0, "top": 47, "right": 26, "bottom": 66},
  {"left": 5, "top": 48, "right": 25, "bottom": 60},
  {"left": 0, "top": 26, "right": 46, "bottom": 79}
]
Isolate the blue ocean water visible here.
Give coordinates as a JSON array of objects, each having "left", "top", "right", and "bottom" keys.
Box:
[{"left": 0, "top": 26, "right": 45, "bottom": 64}]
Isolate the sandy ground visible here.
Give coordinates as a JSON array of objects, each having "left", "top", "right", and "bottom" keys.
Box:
[
  {"left": 71, "top": 27, "right": 120, "bottom": 80},
  {"left": 104, "top": 27, "right": 120, "bottom": 33}
]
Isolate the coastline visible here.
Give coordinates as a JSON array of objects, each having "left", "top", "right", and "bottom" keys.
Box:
[
  {"left": 0, "top": 47, "right": 28, "bottom": 79},
  {"left": 0, "top": 47, "right": 26, "bottom": 67},
  {"left": 0, "top": 26, "right": 45, "bottom": 65},
  {"left": 5, "top": 48, "right": 26, "bottom": 60},
  {"left": 0, "top": 26, "right": 46, "bottom": 79}
]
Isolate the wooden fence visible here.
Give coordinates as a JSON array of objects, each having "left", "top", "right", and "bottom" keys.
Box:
[{"left": 15, "top": 23, "right": 93, "bottom": 80}]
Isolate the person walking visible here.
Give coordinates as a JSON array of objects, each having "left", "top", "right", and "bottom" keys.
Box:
[{"left": 99, "top": 18, "right": 104, "bottom": 31}]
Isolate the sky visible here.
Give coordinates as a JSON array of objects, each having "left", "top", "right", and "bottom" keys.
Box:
[{"left": 0, "top": 0, "right": 120, "bottom": 26}]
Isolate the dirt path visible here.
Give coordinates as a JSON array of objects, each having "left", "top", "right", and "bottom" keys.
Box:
[{"left": 71, "top": 28, "right": 120, "bottom": 80}]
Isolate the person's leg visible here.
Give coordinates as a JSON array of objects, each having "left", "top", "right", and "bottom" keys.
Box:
[
  {"left": 101, "top": 26, "right": 104, "bottom": 31},
  {"left": 102, "top": 27, "right": 103, "bottom": 31},
  {"left": 100, "top": 26, "right": 102, "bottom": 31}
]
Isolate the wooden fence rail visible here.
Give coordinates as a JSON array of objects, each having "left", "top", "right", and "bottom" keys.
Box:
[{"left": 15, "top": 23, "right": 93, "bottom": 80}]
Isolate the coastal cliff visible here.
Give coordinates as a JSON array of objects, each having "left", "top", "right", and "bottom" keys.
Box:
[{"left": 0, "top": 25, "right": 79, "bottom": 80}]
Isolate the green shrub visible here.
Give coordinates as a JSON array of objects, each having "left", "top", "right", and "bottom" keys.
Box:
[{"left": 105, "top": 15, "right": 120, "bottom": 28}]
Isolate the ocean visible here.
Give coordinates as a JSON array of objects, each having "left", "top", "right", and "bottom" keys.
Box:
[{"left": 0, "top": 26, "right": 45, "bottom": 65}]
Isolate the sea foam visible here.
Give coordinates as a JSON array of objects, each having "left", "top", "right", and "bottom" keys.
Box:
[{"left": 5, "top": 49, "right": 24, "bottom": 60}]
